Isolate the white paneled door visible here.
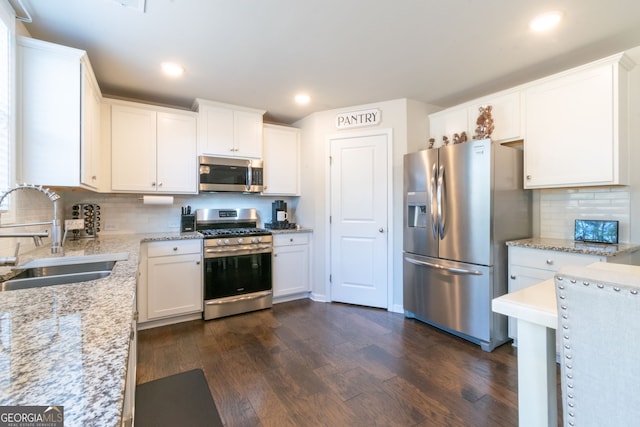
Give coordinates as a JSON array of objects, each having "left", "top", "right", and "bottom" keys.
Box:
[{"left": 329, "top": 130, "right": 389, "bottom": 308}]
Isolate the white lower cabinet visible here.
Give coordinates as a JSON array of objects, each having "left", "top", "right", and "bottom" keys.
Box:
[
  {"left": 138, "top": 239, "right": 203, "bottom": 324},
  {"left": 272, "top": 233, "right": 310, "bottom": 299},
  {"left": 507, "top": 245, "right": 604, "bottom": 342}
]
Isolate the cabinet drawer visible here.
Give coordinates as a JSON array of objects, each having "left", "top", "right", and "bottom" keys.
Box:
[
  {"left": 509, "top": 246, "right": 603, "bottom": 271},
  {"left": 273, "top": 233, "right": 309, "bottom": 247},
  {"left": 147, "top": 239, "right": 202, "bottom": 257}
]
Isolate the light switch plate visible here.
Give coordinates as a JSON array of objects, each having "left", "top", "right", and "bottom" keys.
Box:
[{"left": 65, "top": 219, "right": 85, "bottom": 230}]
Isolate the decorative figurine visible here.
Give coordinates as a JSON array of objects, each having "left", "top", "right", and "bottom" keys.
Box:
[
  {"left": 460, "top": 131, "right": 468, "bottom": 142},
  {"left": 453, "top": 133, "right": 460, "bottom": 144},
  {"left": 428, "top": 138, "right": 435, "bottom": 149},
  {"left": 473, "top": 105, "right": 494, "bottom": 140},
  {"left": 442, "top": 136, "right": 450, "bottom": 146}
]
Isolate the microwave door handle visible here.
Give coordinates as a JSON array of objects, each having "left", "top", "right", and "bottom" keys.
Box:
[{"left": 246, "top": 161, "right": 252, "bottom": 191}]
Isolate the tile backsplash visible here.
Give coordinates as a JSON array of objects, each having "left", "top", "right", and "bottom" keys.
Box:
[
  {"left": 0, "top": 190, "right": 298, "bottom": 257},
  {"left": 538, "top": 186, "right": 630, "bottom": 242}
]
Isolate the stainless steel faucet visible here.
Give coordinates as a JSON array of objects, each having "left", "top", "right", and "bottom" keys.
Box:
[{"left": 0, "top": 184, "right": 64, "bottom": 266}]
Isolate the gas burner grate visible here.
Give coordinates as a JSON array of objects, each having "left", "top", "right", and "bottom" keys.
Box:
[{"left": 199, "top": 227, "right": 271, "bottom": 238}]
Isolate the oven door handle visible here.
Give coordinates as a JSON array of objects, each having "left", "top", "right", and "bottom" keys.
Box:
[
  {"left": 205, "top": 290, "right": 273, "bottom": 305},
  {"left": 205, "top": 245, "right": 272, "bottom": 254}
]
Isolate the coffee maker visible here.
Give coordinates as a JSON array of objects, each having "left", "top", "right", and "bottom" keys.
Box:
[{"left": 266, "top": 200, "right": 296, "bottom": 229}]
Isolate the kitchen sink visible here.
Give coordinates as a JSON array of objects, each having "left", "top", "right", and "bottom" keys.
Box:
[{"left": 0, "top": 252, "right": 128, "bottom": 292}]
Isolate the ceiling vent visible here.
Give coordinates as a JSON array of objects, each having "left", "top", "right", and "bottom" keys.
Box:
[{"left": 112, "top": 0, "right": 146, "bottom": 13}]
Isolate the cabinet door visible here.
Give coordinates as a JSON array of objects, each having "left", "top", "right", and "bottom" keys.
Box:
[
  {"left": 273, "top": 244, "right": 309, "bottom": 297},
  {"left": 18, "top": 38, "right": 81, "bottom": 186},
  {"left": 429, "top": 107, "right": 468, "bottom": 146},
  {"left": 157, "top": 112, "right": 198, "bottom": 193},
  {"left": 235, "top": 110, "right": 263, "bottom": 158},
  {"left": 263, "top": 125, "right": 300, "bottom": 195},
  {"left": 111, "top": 105, "right": 157, "bottom": 191},
  {"left": 198, "top": 105, "right": 235, "bottom": 156},
  {"left": 81, "top": 67, "right": 102, "bottom": 189},
  {"left": 507, "top": 265, "right": 553, "bottom": 340},
  {"left": 147, "top": 253, "right": 202, "bottom": 319},
  {"left": 468, "top": 91, "right": 521, "bottom": 143},
  {"left": 524, "top": 64, "right": 615, "bottom": 188}
]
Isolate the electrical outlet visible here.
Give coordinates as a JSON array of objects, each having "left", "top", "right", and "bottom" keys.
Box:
[{"left": 65, "top": 219, "right": 85, "bottom": 230}]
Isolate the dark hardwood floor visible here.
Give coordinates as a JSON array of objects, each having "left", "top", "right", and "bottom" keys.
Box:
[{"left": 136, "top": 299, "right": 558, "bottom": 426}]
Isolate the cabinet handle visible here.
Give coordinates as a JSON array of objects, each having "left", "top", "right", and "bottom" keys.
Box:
[
  {"left": 289, "top": 238, "right": 294, "bottom": 242},
  {"left": 91, "top": 175, "right": 97, "bottom": 180},
  {"left": 173, "top": 247, "right": 178, "bottom": 251},
  {"left": 274, "top": 254, "right": 278, "bottom": 257},
  {"left": 526, "top": 175, "right": 532, "bottom": 180},
  {"left": 510, "top": 275, "right": 516, "bottom": 280},
  {"left": 151, "top": 182, "right": 156, "bottom": 187},
  {"left": 196, "top": 261, "right": 201, "bottom": 265},
  {"left": 158, "top": 182, "right": 163, "bottom": 187},
  {"left": 546, "top": 259, "right": 554, "bottom": 265}
]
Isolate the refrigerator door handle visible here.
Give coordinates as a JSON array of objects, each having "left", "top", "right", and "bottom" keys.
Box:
[
  {"left": 405, "top": 256, "right": 483, "bottom": 276},
  {"left": 437, "top": 164, "right": 446, "bottom": 239},
  {"left": 430, "top": 163, "right": 438, "bottom": 239}
]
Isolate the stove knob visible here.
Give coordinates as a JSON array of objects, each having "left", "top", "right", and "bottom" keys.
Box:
[
  {"left": 224, "top": 239, "right": 230, "bottom": 245},
  {"left": 237, "top": 238, "right": 244, "bottom": 244},
  {"left": 257, "top": 237, "right": 263, "bottom": 243},
  {"left": 250, "top": 237, "right": 258, "bottom": 243}
]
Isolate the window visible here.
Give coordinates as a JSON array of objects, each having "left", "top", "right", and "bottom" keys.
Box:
[{"left": 0, "top": 0, "right": 13, "bottom": 213}]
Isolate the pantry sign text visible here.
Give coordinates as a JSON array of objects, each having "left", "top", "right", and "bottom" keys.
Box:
[{"left": 336, "top": 108, "right": 381, "bottom": 129}]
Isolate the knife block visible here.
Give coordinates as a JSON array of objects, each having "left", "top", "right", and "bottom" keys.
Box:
[{"left": 181, "top": 215, "right": 195, "bottom": 232}]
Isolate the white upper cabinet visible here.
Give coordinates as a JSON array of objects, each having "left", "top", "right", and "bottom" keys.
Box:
[
  {"left": 429, "top": 89, "right": 522, "bottom": 146},
  {"left": 109, "top": 100, "right": 198, "bottom": 194},
  {"left": 194, "top": 99, "right": 265, "bottom": 159},
  {"left": 468, "top": 91, "right": 522, "bottom": 143},
  {"left": 262, "top": 124, "right": 300, "bottom": 195},
  {"left": 429, "top": 107, "right": 468, "bottom": 146},
  {"left": 523, "top": 54, "right": 633, "bottom": 189},
  {"left": 17, "top": 36, "right": 104, "bottom": 190},
  {"left": 81, "top": 71, "right": 102, "bottom": 189}
]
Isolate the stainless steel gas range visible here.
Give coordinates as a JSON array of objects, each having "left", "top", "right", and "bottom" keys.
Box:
[{"left": 196, "top": 208, "right": 273, "bottom": 320}]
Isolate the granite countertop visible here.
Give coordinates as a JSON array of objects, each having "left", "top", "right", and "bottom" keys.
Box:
[
  {"left": 268, "top": 227, "right": 313, "bottom": 234},
  {"left": 0, "top": 232, "right": 202, "bottom": 427},
  {"left": 506, "top": 237, "right": 640, "bottom": 257}
]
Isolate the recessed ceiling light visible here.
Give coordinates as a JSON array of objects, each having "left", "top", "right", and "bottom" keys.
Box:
[
  {"left": 529, "top": 11, "right": 563, "bottom": 32},
  {"left": 161, "top": 62, "right": 184, "bottom": 77},
  {"left": 295, "top": 93, "right": 311, "bottom": 105}
]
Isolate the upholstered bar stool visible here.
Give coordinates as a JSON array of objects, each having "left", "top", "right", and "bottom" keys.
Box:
[{"left": 555, "top": 265, "right": 640, "bottom": 427}]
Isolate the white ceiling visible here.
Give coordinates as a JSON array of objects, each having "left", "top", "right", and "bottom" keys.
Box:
[{"left": 18, "top": 0, "right": 640, "bottom": 124}]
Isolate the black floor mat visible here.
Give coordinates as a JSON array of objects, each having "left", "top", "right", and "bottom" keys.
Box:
[{"left": 135, "top": 369, "right": 223, "bottom": 427}]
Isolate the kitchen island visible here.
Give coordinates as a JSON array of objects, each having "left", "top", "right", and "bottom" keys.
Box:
[{"left": 0, "top": 232, "right": 201, "bottom": 427}]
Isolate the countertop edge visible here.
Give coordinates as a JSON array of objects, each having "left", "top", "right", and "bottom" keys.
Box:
[{"left": 506, "top": 237, "right": 640, "bottom": 257}]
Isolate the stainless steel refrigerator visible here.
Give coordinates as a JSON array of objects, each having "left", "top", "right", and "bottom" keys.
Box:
[{"left": 403, "top": 138, "right": 531, "bottom": 351}]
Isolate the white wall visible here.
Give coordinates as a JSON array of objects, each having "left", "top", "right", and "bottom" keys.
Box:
[{"left": 294, "top": 98, "right": 437, "bottom": 312}]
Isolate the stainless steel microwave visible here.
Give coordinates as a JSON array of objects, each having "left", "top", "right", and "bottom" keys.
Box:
[{"left": 198, "top": 156, "right": 264, "bottom": 193}]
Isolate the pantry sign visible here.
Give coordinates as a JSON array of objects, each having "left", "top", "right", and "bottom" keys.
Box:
[{"left": 336, "top": 108, "right": 381, "bottom": 129}]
